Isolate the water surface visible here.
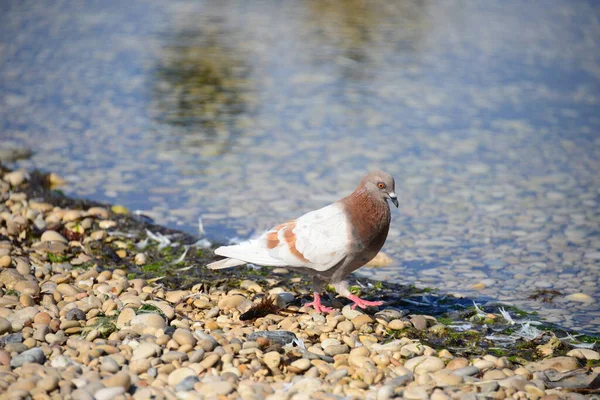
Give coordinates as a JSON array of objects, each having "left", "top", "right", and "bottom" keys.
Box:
[{"left": 1, "top": 0, "right": 599, "bottom": 332}]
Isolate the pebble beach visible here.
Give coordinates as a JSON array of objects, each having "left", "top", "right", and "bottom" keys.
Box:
[{"left": 0, "top": 168, "right": 599, "bottom": 399}]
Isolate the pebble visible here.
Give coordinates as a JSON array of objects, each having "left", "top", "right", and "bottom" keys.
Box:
[
  {"left": 175, "top": 375, "right": 200, "bottom": 392},
  {"left": 130, "top": 313, "right": 166, "bottom": 331},
  {"left": 290, "top": 358, "right": 311, "bottom": 372},
  {"left": 218, "top": 294, "right": 252, "bottom": 311},
  {"left": 4, "top": 171, "right": 26, "bottom": 186},
  {"left": 564, "top": 293, "right": 594, "bottom": 303},
  {"left": 0, "top": 317, "right": 12, "bottom": 334},
  {"left": 352, "top": 314, "right": 374, "bottom": 329},
  {"left": 567, "top": 349, "right": 600, "bottom": 360},
  {"left": 404, "top": 356, "right": 445, "bottom": 374},
  {"left": 525, "top": 357, "right": 579, "bottom": 373},
  {"left": 263, "top": 351, "right": 281, "bottom": 370},
  {"left": 483, "top": 369, "right": 508, "bottom": 380},
  {"left": 10, "top": 347, "right": 45, "bottom": 367},
  {"left": 0, "top": 255, "right": 11, "bottom": 268},
  {"left": 168, "top": 367, "right": 196, "bottom": 386},
  {"left": 38, "top": 376, "right": 59, "bottom": 392},
  {"left": 66, "top": 308, "right": 86, "bottom": 321},
  {"left": 40, "top": 230, "right": 68, "bottom": 243},
  {"left": 324, "top": 344, "right": 350, "bottom": 356},
  {"left": 173, "top": 328, "right": 197, "bottom": 346},
  {"left": 95, "top": 387, "right": 126, "bottom": 400},
  {"left": 410, "top": 315, "right": 428, "bottom": 330},
  {"left": 132, "top": 343, "right": 161, "bottom": 360},
  {"left": 197, "top": 381, "right": 234, "bottom": 396},
  {"left": 102, "top": 372, "right": 131, "bottom": 390}
]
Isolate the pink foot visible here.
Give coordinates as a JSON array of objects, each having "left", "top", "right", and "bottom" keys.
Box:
[
  {"left": 304, "top": 293, "right": 334, "bottom": 313},
  {"left": 347, "top": 294, "right": 384, "bottom": 310}
]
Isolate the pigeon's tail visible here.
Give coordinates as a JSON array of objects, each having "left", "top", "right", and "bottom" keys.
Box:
[
  {"left": 207, "top": 257, "right": 247, "bottom": 270},
  {"left": 209, "top": 242, "right": 289, "bottom": 268}
]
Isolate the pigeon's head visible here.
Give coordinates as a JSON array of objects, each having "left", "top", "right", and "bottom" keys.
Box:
[{"left": 361, "top": 170, "right": 398, "bottom": 208}]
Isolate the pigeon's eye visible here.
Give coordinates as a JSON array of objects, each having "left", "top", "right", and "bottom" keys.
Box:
[{"left": 377, "top": 182, "right": 386, "bottom": 189}]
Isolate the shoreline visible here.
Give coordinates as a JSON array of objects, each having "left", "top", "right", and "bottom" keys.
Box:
[{"left": 0, "top": 166, "right": 599, "bottom": 399}]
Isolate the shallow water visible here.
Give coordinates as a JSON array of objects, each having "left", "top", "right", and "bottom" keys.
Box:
[{"left": 1, "top": 0, "right": 599, "bottom": 332}]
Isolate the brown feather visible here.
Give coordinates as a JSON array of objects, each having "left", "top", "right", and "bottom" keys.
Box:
[{"left": 341, "top": 186, "right": 391, "bottom": 250}]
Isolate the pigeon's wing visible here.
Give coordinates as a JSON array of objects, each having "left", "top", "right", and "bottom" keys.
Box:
[
  {"left": 209, "top": 203, "right": 350, "bottom": 271},
  {"left": 264, "top": 203, "right": 350, "bottom": 271}
]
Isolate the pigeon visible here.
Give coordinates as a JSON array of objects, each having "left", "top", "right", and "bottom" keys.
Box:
[{"left": 207, "top": 170, "right": 398, "bottom": 313}]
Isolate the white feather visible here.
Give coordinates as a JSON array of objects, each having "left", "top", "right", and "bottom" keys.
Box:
[{"left": 209, "top": 203, "right": 350, "bottom": 272}]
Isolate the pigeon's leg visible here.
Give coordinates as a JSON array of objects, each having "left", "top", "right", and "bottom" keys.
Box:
[
  {"left": 304, "top": 292, "right": 334, "bottom": 313},
  {"left": 334, "top": 281, "right": 384, "bottom": 310},
  {"left": 304, "top": 277, "right": 334, "bottom": 313}
]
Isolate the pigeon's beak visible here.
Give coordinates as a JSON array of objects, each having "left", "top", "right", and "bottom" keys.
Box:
[{"left": 388, "top": 192, "right": 399, "bottom": 208}]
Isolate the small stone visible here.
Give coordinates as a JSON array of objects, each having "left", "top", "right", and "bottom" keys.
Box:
[
  {"left": 101, "top": 357, "right": 120, "bottom": 373},
  {"left": 4, "top": 171, "right": 26, "bottom": 186},
  {"left": 0, "top": 255, "right": 11, "bottom": 268},
  {"left": 95, "top": 387, "right": 126, "bottom": 400},
  {"left": 218, "top": 294, "right": 252, "bottom": 311},
  {"left": 324, "top": 344, "right": 350, "bottom": 356},
  {"left": 90, "top": 230, "right": 107, "bottom": 241},
  {"left": 403, "top": 385, "right": 429, "bottom": 400},
  {"left": 0, "top": 317, "right": 12, "bottom": 334},
  {"left": 168, "top": 367, "right": 196, "bottom": 386},
  {"left": 175, "top": 375, "right": 200, "bottom": 392},
  {"left": 290, "top": 358, "right": 311, "bottom": 372},
  {"left": 87, "top": 207, "right": 109, "bottom": 218},
  {"left": 134, "top": 253, "right": 147, "bottom": 265},
  {"left": 102, "top": 372, "right": 131, "bottom": 389},
  {"left": 525, "top": 356, "right": 579, "bottom": 373},
  {"left": 0, "top": 349, "right": 10, "bottom": 366},
  {"left": 410, "top": 315, "right": 428, "bottom": 330},
  {"left": 433, "top": 370, "right": 463, "bottom": 386},
  {"left": 48, "top": 172, "right": 65, "bottom": 188},
  {"left": 453, "top": 366, "right": 480, "bottom": 376},
  {"left": 116, "top": 307, "right": 136, "bottom": 328},
  {"left": 38, "top": 375, "right": 59, "bottom": 392},
  {"left": 130, "top": 313, "right": 166, "bottom": 331},
  {"left": 173, "top": 328, "right": 196, "bottom": 346},
  {"left": 376, "top": 385, "right": 395, "bottom": 400},
  {"left": 388, "top": 319, "right": 406, "bottom": 330},
  {"left": 132, "top": 343, "right": 161, "bottom": 360},
  {"left": 264, "top": 352, "right": 281, "bottom": 370},
  {"left": 10, "top": 347, "right": 45, "bottom": 367},
  {"left": 200, "top": 354, "right": 220, "bottom": 369},
  {"left": 483, "top": 369, "right": 507, "bottom": 380},
  {"left": 352, "top": 314, "right": 374, "bottom": 329},
  {"left": 57, "top": 283, "right": 81, "bottom": 296},
  {"left": 342, "top": 305, "right": 363, "bottom": 320},
  {"left": 99, "top": 220, "right": 117, "bottom": 229},
  {"left": 404, "top": 356, "right": 445, "bottom": 374},
  {"left": 337, "top": 320, "right": 354, "bottom": 334},
  {"left": 497, "top": 376, "right": 527, "bottom": 391},
  {"left": 111, "top": 205, "right": 129, "bottom": 214},
  {"left": 564, "top": 293, "right": 593, "bottom": 303},
  {"left": 365, "top": 252, "right": 393, "bottom": 267},
  {"left": 197, "top": 381, "right": 234, "bottom": 396},
  {"left": 66, "top": 308, "right": 86, "bottom": 321},
  {"left": 567, "top": 349, "right": 600, "bottom": 360},
  {"left": 41, "top": 230, "right": 68, "bottom": 243},
  {"left": 525, "top": 384, "right": 545, "bottom": 397},
  {"left": 62, "top": 210, "right": 82, "bottom": 222}
]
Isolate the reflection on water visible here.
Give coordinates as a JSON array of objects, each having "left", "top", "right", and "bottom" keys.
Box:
[
  {"left": 0, "top": 0, "right": 599, "bottom": 332},
  {"left": 151, "top": 20, "right": 256, "bottom": 157}
]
